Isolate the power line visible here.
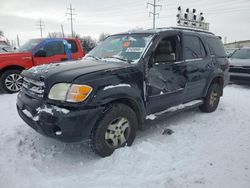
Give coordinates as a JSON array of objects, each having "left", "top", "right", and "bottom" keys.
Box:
[
  {"left": 66, "top": 4, "right": 77, "bottom": 38},
  {"left": 147, "top": 0, "right": 162, "bottom": 29},
  {"left": 36, "top": 18, "right": 45, "bottom": 38}
]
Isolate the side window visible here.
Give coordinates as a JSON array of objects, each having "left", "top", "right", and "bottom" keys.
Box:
[
  {"left": 184, "top": 35, "right": 206, "bottom": 60},
  {"left": 206, "top": 37, "right": 227, "bottom": 57},
  {"left": 67, "top": 40, "right": 78, "bottom": 53},
  {"left": 40, "top": 41, "right": 65, "bottom": 57},
  {"left": 154, "top": 36, "right": 178, "bottom": 63}
]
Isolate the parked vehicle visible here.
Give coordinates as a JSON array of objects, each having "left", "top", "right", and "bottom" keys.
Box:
[
  {"left": 17, "top": 27, "right": 229, "bottom": 157},
  {"left": 229, "top": 47, "right": 250, "bottom": 84},
  {"left": 225, "top": 47, "right": 238, "bottom": 57},
  {"left": 0, "top": 38, "right": 85, "bottom": 93}
]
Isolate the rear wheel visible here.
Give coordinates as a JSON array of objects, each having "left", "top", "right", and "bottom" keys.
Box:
[
  {"left": 90, "top": 103, "right": 137, "bottom": 157},
  {"left": 199, "top": 83, "right": 221, "bottom": 113},
  {"left": 0, "top": 70, "right": 23, "bottom": 93}
]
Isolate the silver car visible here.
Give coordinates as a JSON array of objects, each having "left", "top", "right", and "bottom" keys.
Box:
[{"left": 229, "top": 47, "right": 250, "bottom": 84}]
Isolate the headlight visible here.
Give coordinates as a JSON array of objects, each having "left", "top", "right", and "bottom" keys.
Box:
[
  {"left": 48, "top": 83, "right": 70, "bottom": 101},
  {"left": 48, "top": 83, "right": 93, "bottom": 103}
]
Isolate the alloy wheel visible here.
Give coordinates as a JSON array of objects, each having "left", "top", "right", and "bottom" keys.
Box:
[
  {"left": 105, "top": 117, "right": 131, "bottom": 148},
  {"left": 5, "top": 73, "right": 23, "bottom": 92}
]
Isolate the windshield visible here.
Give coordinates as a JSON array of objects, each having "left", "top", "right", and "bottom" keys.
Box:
[
  {"left": 86, "top": 34, "right": 153, "bottom": 63},
  {"left": 231, "top": 48, "right": 250, "bottom": 59},
  {"left": 18, "top": 39, "right": 42, "bottom": 52}
]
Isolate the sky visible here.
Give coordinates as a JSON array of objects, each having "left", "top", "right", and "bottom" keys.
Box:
[{"left": 0, "top": 0, "right": 250, "bottom": 46}]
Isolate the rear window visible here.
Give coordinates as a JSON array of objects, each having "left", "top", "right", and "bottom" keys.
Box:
[
  {"left": 206, "top": 37, "right": 226, "bottom": 57},
  {"left": 183, "top": 35, "right": 207, "bottom": 59},
  {"left": 67, "top": 40, "right": 78, "bottom": 53}
]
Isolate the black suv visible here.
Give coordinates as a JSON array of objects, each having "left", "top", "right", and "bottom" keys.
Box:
[{"left": 17, "top": 27, "right": 229, "bottom": 157}]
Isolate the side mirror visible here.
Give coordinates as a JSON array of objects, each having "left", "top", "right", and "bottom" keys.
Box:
[{"left": 34, "top": 50, "right": 46, "bottom": 57}]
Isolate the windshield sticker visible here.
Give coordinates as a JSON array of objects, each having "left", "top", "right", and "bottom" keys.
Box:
[
  {"left": 123, "top": 41, "right": 130, "bottom": 48},
  {"left": 126, "top": 47, "right": 144, "bottom": 53}
]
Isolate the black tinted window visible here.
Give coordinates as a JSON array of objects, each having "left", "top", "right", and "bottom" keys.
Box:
[
  {"left": 206, "top": 37, "right": 226, "bottom": 57},
  {"left": 67, "top": 40, "right": 78, "bottom": 53},
  {"left": 231, "top": 48, "right": 250, "bottom": 59},
  {"left": 154, "top": 36, "right": 177, "bottom": 63},
  {"left": 42, "top": 41, "right": 65, "bottom": 57},
  {"left": 184, "top": 35, "right": 206, "bottom": 59}
]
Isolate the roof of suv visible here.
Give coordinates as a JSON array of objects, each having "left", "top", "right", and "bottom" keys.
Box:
[{"left": 115, "top": 27, "right": 216, "bottom": 37}]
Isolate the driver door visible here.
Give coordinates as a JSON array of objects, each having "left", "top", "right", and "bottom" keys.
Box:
[
  {"left": 33, "top": 40, "right": 68, "bottom": 66},
  {"left": 146, "top": 34, "right": 187, "bottom": 114}
]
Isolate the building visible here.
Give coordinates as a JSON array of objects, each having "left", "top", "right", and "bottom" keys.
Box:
[{"left": 224, "top": 40, "right": 250, "bottom": 48}]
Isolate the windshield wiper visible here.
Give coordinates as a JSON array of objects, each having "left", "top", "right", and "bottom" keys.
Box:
[
  {"left": 86, "top": 55, "right": 100, "bottom": 61},
  {"left": 102, "top": 56, "right": 132, "bottom": 64}
]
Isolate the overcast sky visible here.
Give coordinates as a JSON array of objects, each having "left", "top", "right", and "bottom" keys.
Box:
[{"left": 0, "top": 0, "right": 250, "bottom": 45}]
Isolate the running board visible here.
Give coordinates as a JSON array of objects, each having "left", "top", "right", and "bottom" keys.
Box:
[{"left": 146, "top": 100, "right": 204, "bottom": 121}]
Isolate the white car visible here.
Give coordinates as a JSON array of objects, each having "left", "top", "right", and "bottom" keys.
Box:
[{"left": 229, "top": 47, "right": 250, "bottom": 84}]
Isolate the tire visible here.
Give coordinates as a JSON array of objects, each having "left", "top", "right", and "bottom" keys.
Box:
[
  {"left": 199, "top": 83, "right": 221, "bottom": 113},
  {"left": 90, "top": 103, "right": 138, "bottom": 157},
  {"left": 0, "top": 69, "right": 23, "bottom": 93}
]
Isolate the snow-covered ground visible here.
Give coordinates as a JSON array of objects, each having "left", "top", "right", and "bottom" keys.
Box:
[{"left": 0, "top": 85, "right": 249, "bottom": 188}]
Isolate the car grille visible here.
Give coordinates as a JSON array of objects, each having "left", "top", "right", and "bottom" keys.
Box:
[
  {"left": 22, "top": 77, "right": 45, "bottom": 98},
  {"left": 229, "top": 66, "right": 250, "bottom": 74}
]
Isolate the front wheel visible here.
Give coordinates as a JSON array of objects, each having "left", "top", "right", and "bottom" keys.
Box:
[
  {"left": 0, "top": 70, "right": 23, "bottom": 93},
  {"left": 199, "top": 83, "right": 221, "bottom": 113},
  {"left": 90, "top": 103, "right": 138, "bottom": 157}
]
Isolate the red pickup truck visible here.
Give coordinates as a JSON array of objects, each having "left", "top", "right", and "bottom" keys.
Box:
[{"left": 0, "top": 38, "right": 85, "bottom": 93}]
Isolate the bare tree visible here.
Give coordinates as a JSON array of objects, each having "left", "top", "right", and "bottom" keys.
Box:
[
  {"left": 98, "top": 33, "right": 109, "bottom": 42},
  {"left": 78, "top": 36, "right": 97, "bottom": 53},
  {"left": 0, "top": 30, "right": 4, "bottom": 37},
  {"left": 47, "top": 32, "right": 64, "bottom": 38}
]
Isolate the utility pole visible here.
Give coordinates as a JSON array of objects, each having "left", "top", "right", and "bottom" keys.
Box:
[
  {"left": 36, "top": 18, "right": 45, "bottom": 38},
  {"left": 66, "top": 4, "right": 77, "bottom": 38},
  {"left": 16, "top": 34, "right": 20, "bottom": 47},
  {"left": 61, "top": 24, "right": 65, "bottom": 37},
  {"left": 147, "top": 0, "right": 162, "bottom": 29}
]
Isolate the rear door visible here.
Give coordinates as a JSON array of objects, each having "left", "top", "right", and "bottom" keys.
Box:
[
  {"left": 182, "top": 34, "right": 213, "bottom": 102},
  {"left": 33, "top": 40, "right": 68, "bottom": 66}
]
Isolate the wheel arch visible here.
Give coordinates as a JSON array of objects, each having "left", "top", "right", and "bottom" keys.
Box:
[
  {"left": 0, "top": 65, "right": 25, "bottom": 75},
  {"left": 203, "top": 75, "right": 224, "bottom": 97},
  {"left": 108, "top": 97, "right": 145, "bottom": 130}
]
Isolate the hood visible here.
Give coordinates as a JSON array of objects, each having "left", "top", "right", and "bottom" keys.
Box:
[
  {"left": 230, "top": 58, "right": 250, "bottom": 67},
  {"left": 22, "top": 59, "right": 131, "bottom": 83},
  {"left": 0, "top": 51, "right": 31, "bottom": 59}
]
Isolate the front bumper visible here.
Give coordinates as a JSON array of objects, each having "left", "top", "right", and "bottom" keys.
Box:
[
  {"left": 230, "top": 72, "right": 250, "bottom": 84},
  {"left": 16, "top": 92, "right": 104, "bottom": 142}
]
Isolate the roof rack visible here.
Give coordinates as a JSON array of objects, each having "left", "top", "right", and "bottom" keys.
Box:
[
  {"left": 171, "top": 27, "right": 214, "bottom": 35},
  {"left": 149, "top": 27, "right": 214, "bottom": 35}
]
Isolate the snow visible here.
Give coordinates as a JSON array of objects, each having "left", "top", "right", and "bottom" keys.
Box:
[
  {"left": 21, "top": 105, "right": 70, "bottom": 122},
  {"left": 146, "top": 114, "right": 157, "bottom": 120},
  {"left": 22, "top": 109, "right": 39, "bottom": 121},
  {"left": 103, "top": 84, "right": 131, "bottom": 90},
  {"left": 36, "top": 105, "right": 70, "bottom": 115},
  {"left": 27, "top": 61, "right": 78, "bottom": 74},
  {"left": 146, "top": 100, "right": 203, "bottom": 120},
  {"left": 0, "top": 85, "right": 250, "bottom": 188}
]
